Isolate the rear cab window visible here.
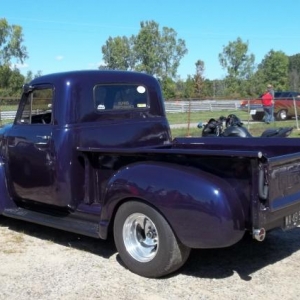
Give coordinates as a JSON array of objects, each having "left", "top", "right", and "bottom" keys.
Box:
[{"left": 93, "top": 84, "right": 149, "bottom": 111}]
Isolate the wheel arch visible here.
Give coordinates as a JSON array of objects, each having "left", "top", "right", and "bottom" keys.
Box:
[
  {"left": 101, "top": 195, "right": 160, "bottom": 241},
  {"left": 99, "top": 161, "right": 246, "bottom": 248}
]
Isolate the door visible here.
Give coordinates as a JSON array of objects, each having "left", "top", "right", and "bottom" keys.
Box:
[{"left": 7, "top": 85, "right": 56, "bottom": 204}]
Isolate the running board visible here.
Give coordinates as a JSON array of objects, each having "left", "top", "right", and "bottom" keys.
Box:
[{"left": 3, "top": 207, "right": 100, "bottom": 238}]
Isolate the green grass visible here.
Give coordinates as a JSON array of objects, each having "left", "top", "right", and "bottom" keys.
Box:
[
  {"left": 0, "top": 119, "right": 14, "bottom": 126},
  {"left": 0, "top": 105, "right": 18, "bottom": 110},
  {"left": 168, "top": 111, "right": 300, "bottom": 138},
  {"left": 166, "top": 110, "right": 250, "bottom": 125},
  {"left": 1, "top": 105, "right": 300, "bottom": 138}
]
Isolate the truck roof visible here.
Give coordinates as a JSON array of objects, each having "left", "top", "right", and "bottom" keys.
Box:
[
  {"left": 24, "top": 69, "right": 166, "bottom": 126},
  {"left": 29, "top": 70, "right": 159, "bottom": 86}
]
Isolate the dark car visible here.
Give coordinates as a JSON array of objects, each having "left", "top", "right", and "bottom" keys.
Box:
[{"left": 240, "top": 91, "right": 300, "bottom": 121}]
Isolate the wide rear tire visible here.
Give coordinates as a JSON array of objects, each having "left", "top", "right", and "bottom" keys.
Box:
[{"left": 113, "top": 201, "right": 191, "bottom": 278}]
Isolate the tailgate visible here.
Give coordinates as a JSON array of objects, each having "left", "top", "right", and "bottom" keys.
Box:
[{"left": 256, "top": 152, "right": 300, "bottom": 231}]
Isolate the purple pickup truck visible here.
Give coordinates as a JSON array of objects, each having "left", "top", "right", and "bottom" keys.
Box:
[{"left": 1, "top": 70, "right": 300, "bottom": 278}]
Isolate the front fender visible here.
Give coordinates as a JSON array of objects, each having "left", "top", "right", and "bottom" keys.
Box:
[
  {"left": 0, "top": 159, "right": 16, "bottom": 214},
  {"left": 100, "top": 161, "right": 245, "bottom": 248}
]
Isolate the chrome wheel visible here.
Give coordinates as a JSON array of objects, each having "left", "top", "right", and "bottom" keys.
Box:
[
  {"left": 114, "top": 201, "right": 191, "bottom": 277},
  {"left": 277, "top": 109, "right": 287, "bottom": 120},
  {"left": 123, "top": 213, "right": 158, "bottom": 262}
]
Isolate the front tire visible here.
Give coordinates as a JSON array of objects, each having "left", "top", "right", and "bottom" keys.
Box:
[{"left": 114, "top": 201, "right": 191, "bottom": 278}]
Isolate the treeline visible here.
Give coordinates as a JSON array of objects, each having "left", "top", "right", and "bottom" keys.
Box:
[
  {"left": 0, "top": 97, "right": 20, "bottom": 105},
  {"left": 0, "top": 18, "right": 41, "bottom": 98},
  {"left": 171, "top": 50, "right": 300, "bottom": 100},
  {"left": 1, "top": 18, "right": 300, "bottom": 100},
  {"left": 0, "top": 65, "right": 42, "bottom": 98}
]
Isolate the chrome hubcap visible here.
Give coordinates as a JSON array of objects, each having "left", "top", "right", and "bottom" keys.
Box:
[
  {"left": 123, "top": 213, "right": 159, "bottom": 262},
  {"left": 280, "top": 110, "right": 287, "bottom": 119}
]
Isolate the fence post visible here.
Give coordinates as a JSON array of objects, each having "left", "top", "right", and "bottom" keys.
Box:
[
  {"left": 187, "top": 99, "right": 191, "bottom": 137},
  {"left": 246, "top": 98, "right": 251, "bottom": 130},
  {"left": 293, "top": 96, "right": 299, "bottom": 130}
]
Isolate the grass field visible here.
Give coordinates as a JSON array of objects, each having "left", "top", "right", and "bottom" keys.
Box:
[
  {"left": 1, "top": 106, "right": 300, "bottom": 138},
  {"left": 167, "top": 111, "right": 300, "bottom": 138},
  {"left": 166, "top": 110, "right": 250, "bottom": 125}
]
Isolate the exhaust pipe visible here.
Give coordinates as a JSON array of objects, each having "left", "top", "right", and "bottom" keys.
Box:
[{"left": 252, "top": 228, "right": 266, "bottom": 242}]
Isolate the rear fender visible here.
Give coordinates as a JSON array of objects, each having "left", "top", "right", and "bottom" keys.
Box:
[{"left": 100, "top": 161, "right": 245, "bottom": 248}]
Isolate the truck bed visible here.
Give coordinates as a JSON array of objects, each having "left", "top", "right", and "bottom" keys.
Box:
[{"left": 78, "top": 136, "right": 300, "bottom": 235}]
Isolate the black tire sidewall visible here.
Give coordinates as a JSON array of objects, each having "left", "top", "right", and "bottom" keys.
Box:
[{"left": 114, "top": 201, "right": 188, "bottom": 278}]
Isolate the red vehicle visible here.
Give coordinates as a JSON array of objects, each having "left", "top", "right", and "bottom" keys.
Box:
[{"left": 240, "top": 91, "right": 300, "bottom": 121}]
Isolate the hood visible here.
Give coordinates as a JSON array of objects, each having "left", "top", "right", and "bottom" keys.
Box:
[
  {"left": 0, "top": 123, "right": 13, "bottom": 137},
  {"left": 0, "top": 124, "right": 13, "bottom": 157}
]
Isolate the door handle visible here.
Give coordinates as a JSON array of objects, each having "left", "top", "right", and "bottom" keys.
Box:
[
  {"left": 36, "top": 135, "right": 51, "bottom": 140},
  {"left": 34, "top": 141, "right": 49, "bottom": 150}
]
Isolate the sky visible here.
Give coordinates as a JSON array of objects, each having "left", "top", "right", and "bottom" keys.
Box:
[{"left": 1, "top": 0, "right": 300, "bottom": 80}]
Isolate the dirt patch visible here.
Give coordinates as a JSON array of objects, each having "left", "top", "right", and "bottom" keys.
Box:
[{"left": 1, "top": 216, "right": 300, "bottom": 300}]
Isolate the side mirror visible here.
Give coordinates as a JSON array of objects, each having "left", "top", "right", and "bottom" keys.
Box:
[{"left": 22, "top": 84, "right": 34, "bottom": 94}]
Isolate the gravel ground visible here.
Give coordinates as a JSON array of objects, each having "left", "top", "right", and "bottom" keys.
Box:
[{"left": 1, "top": 216, "right": 300, "bottom": 300}]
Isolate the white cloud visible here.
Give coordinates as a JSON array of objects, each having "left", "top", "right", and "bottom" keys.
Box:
[
  {"left": 12, "top": 63, "right": 29, "bottom": 70},
  {"left": 55, "top": 55, "right": 64, "bottom": 61},
  {"left": 87, "top": 61, "right": 103, "bottom": 68}
]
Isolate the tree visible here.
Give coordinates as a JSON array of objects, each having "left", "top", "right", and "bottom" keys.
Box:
[
  {"left": 101, "top": 20, "right": 187, "bottom": 80},
  {"left": 24, "top": 70, "right": 42, "bottom": 83},
  {"left": 256, "top": 50, "right": 289, "bottom": 91},
  {"left": 289, "top": 69, "right": 300, "bottom": 91},
  {"left": 101, "top": 36, "right": 135, "bottom": 70},
  {"left": 0, "top": 18, "right": 28, "bottom": 66},
  {"left": 201, "top": 79, "right": 214, "bottom": 98},
  {"left": 134, "top": 21, "right": 187, "bottom": 79},
  {"left": 218, "top": 37, "right": 255, "bottom": 97},
  {"left": 288, "top": 54, "right": 300, "bottom": 90},
  {"left": 0, "top": 19, "right": 28, "bottom": 97},
  {"left": 183, "top": 75, "right": 195, "bottom": 98},
  {"left": 289, "top": 54, "right": 300, "bottom": 73},
  {"left": 159, "top": 76, "right": 177, "bottom": 99},
  {"left": 0, "top": 65, "right": 24, "bottom": 96},
  {"left": 194, "top": 60, "right": 205, "bottom": 97},
  {"left": 158, "top": 26, "right": 187, "bottom": 79},
  {"left": 134, "top": 21, "right": 161, "bottom": 76},
  {"left": 219, "top": 37, "right": 255, "bottom": 79}
]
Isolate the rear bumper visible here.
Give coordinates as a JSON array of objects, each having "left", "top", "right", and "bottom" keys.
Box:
[
  {"left": 259, "top": 201, "right": 300, "bottom": 232},
  {"left": 256, "top": 155, "right": 300, "bottom": 232},
  {"left": 240, "top": 104, "right": 264, "bottom": 112}
]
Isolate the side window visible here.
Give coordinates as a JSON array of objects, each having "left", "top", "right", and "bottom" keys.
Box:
[
  {"left": 94, "top": 84, "right": 149, "bottom": 111},
  {"left": 18, "top": 88, "right": 53, "bottom": 125}
]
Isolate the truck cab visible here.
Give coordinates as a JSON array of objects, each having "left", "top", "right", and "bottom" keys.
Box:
[{"left": 1, "top": 70, "right": 172, "bottom": 211}]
